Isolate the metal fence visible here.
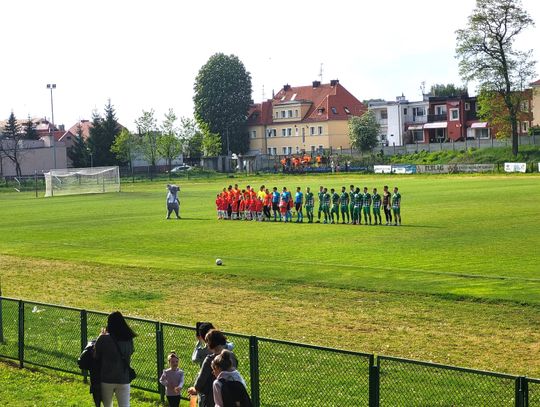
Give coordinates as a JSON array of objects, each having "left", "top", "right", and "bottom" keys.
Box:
[{"left": 0, "top": 296, "right": 539, "bottom": 406}]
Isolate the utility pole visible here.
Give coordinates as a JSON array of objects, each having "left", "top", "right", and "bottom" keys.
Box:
[{"left": 46, "top": 84, "right": 57, "bottom": 168}]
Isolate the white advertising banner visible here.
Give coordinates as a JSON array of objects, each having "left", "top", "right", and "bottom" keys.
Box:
[
  {"left": 504, "top": 162, "right": 526, "bottom": 173},
  {"left": 374, "top": 165, "right": 392, "bottom": 174}
]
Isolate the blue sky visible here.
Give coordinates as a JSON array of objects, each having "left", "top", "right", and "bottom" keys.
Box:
[{"left": 1, "top": 0, "right": 539, "bottom": 130}]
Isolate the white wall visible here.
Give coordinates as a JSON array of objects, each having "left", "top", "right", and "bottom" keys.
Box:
[{"left": 0, "top": 140, "right": 67, "bottom": 176}]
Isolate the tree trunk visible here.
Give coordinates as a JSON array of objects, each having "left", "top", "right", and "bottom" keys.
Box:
[{"left": 510, "top": 111, "right": 519, "bottom": 156}]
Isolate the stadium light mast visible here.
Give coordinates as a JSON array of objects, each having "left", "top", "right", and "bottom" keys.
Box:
[{"left": 46, "top": 83, "right": 57, "bottom": 169}]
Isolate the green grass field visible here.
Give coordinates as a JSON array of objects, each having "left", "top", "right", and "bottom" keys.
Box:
[{"left": 1, "top": 173, "right": 540, "bottom": 403}]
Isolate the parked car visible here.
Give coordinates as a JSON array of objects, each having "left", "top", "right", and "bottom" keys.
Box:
[{"left": 170, "top": 164, "right": 192, "bottom": 172}]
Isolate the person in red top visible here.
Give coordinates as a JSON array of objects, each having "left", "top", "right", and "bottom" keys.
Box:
[
  {"left": 255, "top": 198, "right": 263, "bottom": 221},
  {"left": 263, "top": 189, "right": 272, "bottom": 221},
  {"left": 231, "top": 197, "right": 239, "bottom": 220},
  {"left": 215, "top": 194, "right": 223, "bottom": 219},
  {"left": 238, "top": 196, "right": 246, "bottom": 220}
]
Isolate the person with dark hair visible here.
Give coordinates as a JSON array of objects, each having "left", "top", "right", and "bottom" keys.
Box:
[
  {"left": 187, "top": 330, "right": 238, "bottom": 407},
  {"left": 383, "top": 185, "right": 392, "bottom": 226},
  {"left": 192, "top": 322, "right": 215, "bottom": 366},
  {"left": 94, "top": 311, "right": 137, "bottom": 407},
  {"left": 212, "top": 350, "right": 250, "bottom": 407}
]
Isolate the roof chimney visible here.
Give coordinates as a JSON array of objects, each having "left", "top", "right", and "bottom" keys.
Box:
[
  {"left": 283, "top": 84, "right": 291, "bottom": 91},
  {"left": 312, "top": 81, "right": 321, "bottom": 88},
  {"left": 330, "top": 79, "right": 339, "bottom": 86}
]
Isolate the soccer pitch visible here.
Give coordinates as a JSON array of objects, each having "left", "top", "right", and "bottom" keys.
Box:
[{"left": 1, "top": 173, "right": 540, "bottom": 376}]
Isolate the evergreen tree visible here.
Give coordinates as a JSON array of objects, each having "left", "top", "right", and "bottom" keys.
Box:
[
  {"left": 0, "top": 112, "right": 24, "bottom": 176},
  {"left": 22, "top": 116, "right": 39, "bottom": 140},
  {"left": 87, "top": 101, "right": 121, "bottom": 166},
  {"left": 67, "top": 124, "right": 90, "bottom": 167}
]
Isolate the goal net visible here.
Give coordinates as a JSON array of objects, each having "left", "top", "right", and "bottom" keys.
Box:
[{"left": 44, "top": 166, "right": 120, "bottom": 197}]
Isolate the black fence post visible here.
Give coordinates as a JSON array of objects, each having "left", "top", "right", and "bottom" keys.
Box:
[
  {"left": 249, "top": 336, "right": 260, "bottom": 407},
  {"left": 369, "top": 355, "right": 379, "bottom": 407},
  {"left": 18, "top": 300, "right": 24, "bottom": 368},
  {"left": 515, "top": 376, "right": 528, "bottom": 407},
  {"left": 80, "top": 310, "right": 88, "bottom": 383},
  {"left": 156, "top": 322, "right": 165, "bottom": 402}
]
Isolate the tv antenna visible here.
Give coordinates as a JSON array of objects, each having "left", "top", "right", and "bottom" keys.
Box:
[{"left": 319, "top": 63, "right": 324, "bottom": 83}]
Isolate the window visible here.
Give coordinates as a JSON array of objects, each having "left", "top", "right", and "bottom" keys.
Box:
[
  {"left": 464, "top": 102, "right": 471, "bottom": 111},
  {"left": 295, "top": 127, "right": 299, "bottom": 136},
  {"left": 250, "top": 130, "right": 256, "bottom": 139},
  {"left": 435, "top": 105, "right": 447, "bottom": 115},
  {"left": 267, "top": 148, "right": 272, "bottom": 155},
  {"left": 270, "top": 129, "right": 277, "bottom": 137},
  {"left": 282, "top": 147, "right": 288, "bottom": 155},
  {"left": 450, "top": 108, "right": 459, "bottom": 121},
  {"left": 288, "top": 110, "right": 293, "bottom": 118},
  {"left": 413, "top": 130, "right": 424, "bottom": 142},
  {"left": 272, "top": 147, "right": 277, "bottom": 155},
  {"left": 522, "top": 121, "right": 529, "bottom": 133},
  {"left": 311, "top": 145, "right": 316, "bottom": 152},
  {"left": 281, "top": 129, "right": 287, "bottom": 137},
  {"left": 281, "top": 111, "right": 286, "bottom": 118},
  {"left": 318, "top": 126, "right": 323, "bottom": 135},
  {"left": 521, "top": 100, "right": 530, "bottom": 112},
  {"left": 380, "top": 109, "right": 388, "bottom": 120},
  {"left": 302, "top": 128, "right": 305, "bottom": 137},
  {"left": 310, "top": 127, "right": 315, "bottom": 135},
  {"left": 287, "top": 128, "right": 292, "bottom": 136},
  {"left": 287, "top": 147, "right": 292, "bottom": 155},
  {"left": 413, "top": 107, "right": 425, "bottom": 117},
  {"left": 344, "top": 107, "right": 351, "bottom": 114},
  {"left": 317, "top": 108, "right": 324, "bottom": 115},
  {"left": 295, "top": 146, "right": 299, "bottom": 154},
  {"left": 295, "top": 109, "right": 299, "bottom": 117},
  {"left": 477, "top": 128, "right": 490, "bottom": 139},
  {"left": 318, "top": 145, "right": 324, "bottom": 152},
  {"left": 403, "top": 108, "right": 408, "bottom": 115},
  {"left": 331, "top": 107, "right": 338, "bottom": 114},
  {"left": 275, "top": 112, "right": 279, "bottom": 119}
]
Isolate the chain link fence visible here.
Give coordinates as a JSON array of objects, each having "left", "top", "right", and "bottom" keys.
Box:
[{"left": 1, "top": 296, "right": 539, "bottom": 406}]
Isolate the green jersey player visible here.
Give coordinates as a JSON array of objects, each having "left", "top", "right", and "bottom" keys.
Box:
[
  {"left": 322, "top": 188, "right": 331, "bottom": 224},
  {"left": 362, "top": 187, "right": 372, "bottom": 225},
  {"left": 317, "top": 186, "right": 324, "bottom": 223},
  {"left": 348, "top": 185, "right": 355, "bottom": 224},
  {"left": 330, "top": 188, "right": 340, "bottom": 224},
  {"left": 372, "top": 188, "right": 382, "bottom": 225},
  {"left": 305, "top": 187, "right": 315, "bottom": 223},
  {"left": 340, "top": 186, "right": 349, "bottom": 224},
  {"left": 391, "top": 186, "right": 401, "bottom": 226},
  {"left": 352, "top": 187, "right": 362, "bottom": 225}
]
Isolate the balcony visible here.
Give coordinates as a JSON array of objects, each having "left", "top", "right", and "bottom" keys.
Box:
[{"left": 428, "top": 113, "right": 447, "bottom": 122}]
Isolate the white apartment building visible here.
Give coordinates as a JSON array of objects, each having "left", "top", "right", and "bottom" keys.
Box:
[{"left": 368, "top": 96, "right": 429, "bottom": 146}]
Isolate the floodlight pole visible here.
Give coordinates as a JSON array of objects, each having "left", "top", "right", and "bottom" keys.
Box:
[{"left": 46, "top": 84, "right": 57, "bottom": 169}]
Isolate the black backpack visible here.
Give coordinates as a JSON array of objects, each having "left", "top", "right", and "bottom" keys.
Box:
[
  {"left": 78, "top": 341, "right": 95, "bottom": 370},
  {"left": 219, "top": 379, "right": 253, "bottom": 407}
]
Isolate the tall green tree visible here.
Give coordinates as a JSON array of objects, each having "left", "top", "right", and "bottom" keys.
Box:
[
  {"left": 429, "top": 83, "right": 468, "bottom": 97},
  {"left": 348, "top": 111, "right": 380, "bottom": 153},
  {"left": 67, "top": 124, "right": 91, "bottom": 167},
  {"left": 23, "top": 116, "right": 39, "bottom": 140},
  {"left": 193, "top": 53, "right": 252, "bottom": 155},
  {"left": 178, "top": 117, "right": 203, "bottom": 160},
  {"left": 135, "top": 109, "right": 160, "bottom": 175},
  {"left": 111, "top": 128, "right": 137, "bottom": 169},
  {"left": 87, "top": 101, "right": 121, "bottom": 166},
  {"left": 0, "top": 112, "right": 24, "bottom": 176},
  {"left": 158, "top": 108, "right": 183, "bottom": 174},
  {"left": 456, "top": 0, "right": 536, "bottom": 156}
]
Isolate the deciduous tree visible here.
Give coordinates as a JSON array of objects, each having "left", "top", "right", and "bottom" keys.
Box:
[
  {"left": 193, "top": 53, "right": 252, "bottom": 155},
  {"left": 456, "top": 0, "right": 536, "bottom": 155},
  {"left": 349, "top": 111, "right": 380, "bottom": 153},
  {"left": 0, "top": 112, "right": 24, "bottom": 176}
]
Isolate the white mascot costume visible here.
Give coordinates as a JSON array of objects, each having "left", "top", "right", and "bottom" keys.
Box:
[{"left": 166, "top": 184, "right": 180, "bottom": 219}]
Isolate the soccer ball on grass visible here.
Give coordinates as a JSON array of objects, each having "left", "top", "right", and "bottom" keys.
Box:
[{"left": 216, "top": 259, "right": 223, "bottom": 266}]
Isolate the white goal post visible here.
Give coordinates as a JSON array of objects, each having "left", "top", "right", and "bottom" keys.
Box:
[{"left": 44, "top": 166, "right": 120, "bottom": 197}]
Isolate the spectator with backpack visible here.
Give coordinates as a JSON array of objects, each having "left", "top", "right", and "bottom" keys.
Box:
[
  {"left": 212, "top": 350, "right": 252, "bottom": 407},
  {"left": 187, "top": 330, "right": 237, "bottom": 407},
  {"left": 94, "top": 311, "right": 137, "bottom": 407}
]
